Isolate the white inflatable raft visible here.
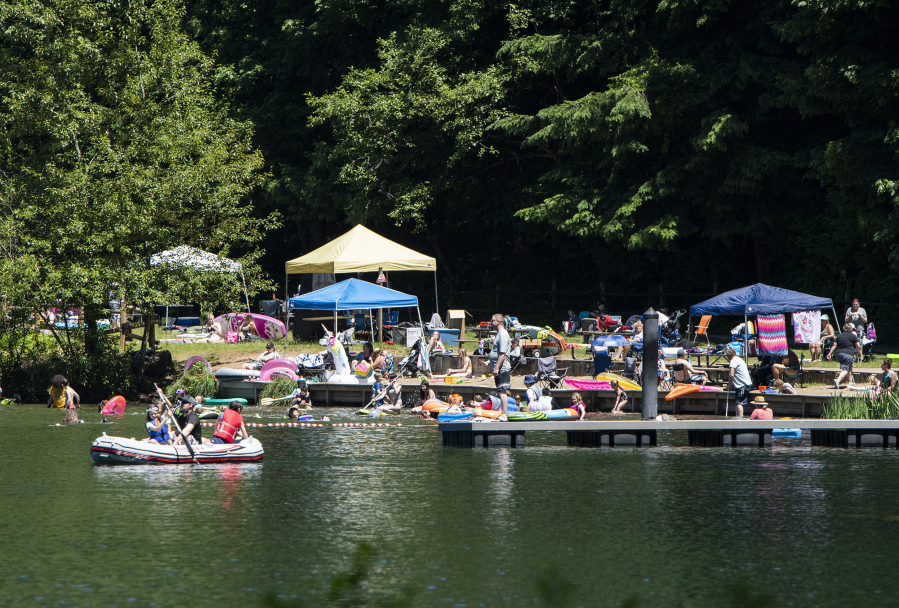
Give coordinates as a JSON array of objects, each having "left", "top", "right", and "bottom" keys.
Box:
[{"left": 90, "top": 434, "right": 264, "bottom": 464}]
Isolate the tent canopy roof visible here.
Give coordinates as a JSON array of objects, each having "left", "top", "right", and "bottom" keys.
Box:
[
  {"left": 690, "top": 283, "right": 833, "bottom": 316},
  {"left": 288, "top": 278, "right": 418, "bottom": 311},
  {"left": 150, "top": 245, "right": 242, "bottom": 273},
  {"left": 284, "top": 225, "right": 436, "bottom": 274}
]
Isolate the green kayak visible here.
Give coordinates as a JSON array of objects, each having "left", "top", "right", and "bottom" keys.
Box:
[
  {"left": 202, "top": 398, "right": 248, "bottom": 407},
  {"left": 507, "top": 411, "right": 548, "bottom": 422}
]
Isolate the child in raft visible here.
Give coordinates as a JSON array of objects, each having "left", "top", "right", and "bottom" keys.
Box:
[
  {"left": 610, "top": 381, "right": 627, "bottom": 415},
  {"left": 146, "top": 406, "right": 172, "bottom": 444},
  {"left": 570, "top": 392, "right": 587, "bottom": 420}
]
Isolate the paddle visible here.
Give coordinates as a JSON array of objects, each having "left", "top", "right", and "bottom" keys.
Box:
[
  {"left": 260, "top": 394, "right": 296, "bottom": 407},
  {"left": 154, "top": 383, "right": 196, "bottom": 460},
  {"left": 357, "top": 384, "right": 391, "bottom": 416}
]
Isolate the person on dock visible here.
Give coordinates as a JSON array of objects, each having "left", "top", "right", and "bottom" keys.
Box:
[
  {"left": 748, "top": 396, "right": 774, "bottom": 420},
  {"left": 243, "top": 342, "right": 280, "bottom": 370},
  {"left": 523, "top": 375, "right": 543, "bottom": 411},
  {"left": 610, "top": 380, "right": 628, "bottom": 415},
  {"left": 725, "top": 348, "right": 752, "bottom": 418},
  {"left": 673, "top": 349, "right": 709, "bottom": 385},
  {"left": 351, "top": 342, "right": 374, "bottom": 372},
  {"left": 878, "top": 359, "right": 897, "bottom": 395},
  {"left": 570, "top": 392, "right": 586, "bottom": 420},
  {"left": 146, "top": 406, "right": 172, "bottom": 444},
  {"left": 826, "top": 323, "right": 862, "bottom": 389},
  {"left": 213, "top": 401, "right": 249, "bottom": 444},
  {"left": 175, "top": 400, "right": 206, "bottom": 445},
  {"left": 489, "top": 313, "right": 512, "bottom": 421}
]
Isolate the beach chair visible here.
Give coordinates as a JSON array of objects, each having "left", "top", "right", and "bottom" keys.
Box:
[
  {"left": 693, "top": 315, "right": 712, "bottom": 347},
  {"left": 621, "top": 357, "right": 638, "bottom": 382},
  {"left": 588, "top": 350, "right": 612, "bottom": 378},
  {"left": 780, "top": 350, "right": 805, "bottom": 388},
  {"left": 353, "top": 312, "right": 371, "bottom": 341},
  {"left": 535, "top": 356, "right": 568, "bottom": 390}
]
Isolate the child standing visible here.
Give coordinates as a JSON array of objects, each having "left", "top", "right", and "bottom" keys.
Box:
[
  {"left": 610, "top": 380, "right": 628, "bottom": 415},
  {"left": 570, "top": 392, "right": 587, "bottom": 420}
]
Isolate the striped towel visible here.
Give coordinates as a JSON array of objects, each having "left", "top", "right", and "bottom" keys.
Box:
[{"left": 757, "top": 314, "right": 788, "bottom": 356}]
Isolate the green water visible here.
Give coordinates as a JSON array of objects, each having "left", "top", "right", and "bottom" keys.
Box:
[{"left": 3, "top": 404, "right": 899, "bottom": 607}]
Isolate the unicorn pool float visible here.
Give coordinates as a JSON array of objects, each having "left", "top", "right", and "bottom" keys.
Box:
[{"left": 321, "top": 331, "right": 376, "bottom": 385}]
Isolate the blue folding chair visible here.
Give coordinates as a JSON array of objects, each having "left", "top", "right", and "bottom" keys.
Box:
[{"left": 589, "top": 351, "right": 612, "bottom": 378}]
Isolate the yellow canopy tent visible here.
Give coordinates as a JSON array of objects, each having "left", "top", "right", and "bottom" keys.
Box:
[{"left": 284, "top": 225, "right": 438, "bottom": 337}]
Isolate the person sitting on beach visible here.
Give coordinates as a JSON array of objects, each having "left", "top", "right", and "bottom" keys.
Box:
[
  {"left": 570, "top": 392, "right": 587, "bottom": 420},
  {"left": 565, "top": 309, "right": 580, "bottom": 334},
  {"left": 243, "top": 342, "right": 280, "bottom": 370},
  {"left": 751, "top": 355, "right": 784, "bottom": 388},
  {"left": 443, "top": 348, "right": 472, "bottom": 379},
  {"left": 610, "top": 380, "right": 628, "bottom": 415},
  {"left": 213, "top": 401, "right": 249, "bottom": 444},
  {"left": 204, "top": 314, "right": 222, "bottom": 337},
  {"left": 238, "top": 313, "right": 259, "bottom": 341},
  {"left": 351, "top": 342, "right": 374, "bottom": 372},
  {"left": 749, "top": 396, "right": 774, "bottom": 420},
  {"left": 428, "top": 331, "right": 446, "bottom": 355},
  {"left": 772, "top": 379, "right": 796, "bottom": 395},
  {"left": 146, "top": 406, "right": 172, "bottom": 444},
  {"left": 810, "top": 315, "right": 835, "bottom": 361},
  {"left": 877, "top": 359, "right": 898, "bottom": 395},
  {"left": 672, "top": 349, "right": 709, "bottom": 385}
]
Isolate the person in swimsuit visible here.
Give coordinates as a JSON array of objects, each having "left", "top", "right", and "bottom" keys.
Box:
[
  {"left": 238, "top": 314, "right": 259, "bottom": 341},
  {"left": 570, "top": 392, "right": 587, "bottom": 420},
  {"left": 146, "top": 406, "right": 172, "bottom": 444},
  {"left": 443, "top": 348, "right": 472, "bottom": 379},
  {"left": 610, "top": 380, "right": 628, "bottom": 414},
  {"left": 810, "top": 315, "right": 835, "bottom": 361}
]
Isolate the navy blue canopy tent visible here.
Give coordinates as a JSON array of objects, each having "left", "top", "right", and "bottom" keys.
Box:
[
  {"left": 690, "top": 284, "right": 833, "bottom": 317},
  {"left": 288, "top": 278, "right": 421, "bottom": 336},
  {"left": 689, "top": 283, "right": 836, "bottom": 360}
]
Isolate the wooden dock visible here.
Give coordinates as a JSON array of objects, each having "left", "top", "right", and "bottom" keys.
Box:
[{"left": 438, "top": 419, "right": 899, "bottom": 449}]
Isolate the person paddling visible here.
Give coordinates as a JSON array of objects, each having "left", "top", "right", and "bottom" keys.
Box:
[{"left": 212, "top": 401, "right": 249, "bottom": 444}]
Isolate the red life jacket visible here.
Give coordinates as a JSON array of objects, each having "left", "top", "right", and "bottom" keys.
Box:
[{"left": 214, "top": 409, "right": 243, "bottom": 443}]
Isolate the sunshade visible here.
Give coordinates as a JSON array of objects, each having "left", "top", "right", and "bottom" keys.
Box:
[
  {"left": 689, "top": 283, "right": 833, "bottom": 317},
  {"left": 288, "top": 279, "right": 418, "bottom": 311},
  {"left": 284, "top": 225, "right": 436, "bottom": 274}
]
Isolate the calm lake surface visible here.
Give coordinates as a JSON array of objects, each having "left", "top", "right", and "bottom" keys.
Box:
[{"left": 3, "top": 404, "right": 899, "bottom": 607}]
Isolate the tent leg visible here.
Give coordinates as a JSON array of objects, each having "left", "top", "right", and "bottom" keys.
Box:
[
  {"left": 241, "top": 271, "right": 251, "bottom": 313},
  {"left": 284, "top": 271, "right": 289, "bottom": 353},
  {"left": 744, "top": 313, "right": 749, "bottom": 364},
  {"left": 378, "top": 308, "right": 383, "bottom": 343},
  {"left": 334, "top": 311, "right": 338, "bottom": 336},
  {"left": 434, "top": 271, "right": 439, "bottom": 319},
  {"left": 417, "top": 307, "right": 423, "bottom": 329}
]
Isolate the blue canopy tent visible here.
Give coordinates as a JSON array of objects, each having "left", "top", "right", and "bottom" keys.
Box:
[
  {"left": 689, "top": 283, "right": 835, "bottom": 360},
  {"left": 287, "top": 278, "right": 421, "bottom": 339}
]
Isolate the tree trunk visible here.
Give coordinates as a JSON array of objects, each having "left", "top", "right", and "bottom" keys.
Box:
[
  {"left": 752, "top": 235, "right": 768, "bottom": 283},
  {"left": 83, "top": 303, "right": 102, "bottom": 356}
]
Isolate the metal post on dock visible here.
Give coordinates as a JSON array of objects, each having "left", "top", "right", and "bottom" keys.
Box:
[{"left": 642, "top": 308, "right": 659, "bottom": 420}]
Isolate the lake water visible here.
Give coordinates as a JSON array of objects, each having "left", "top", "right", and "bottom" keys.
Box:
[{"left": 3, "top": 404, "right": 899, "bottom": 607}]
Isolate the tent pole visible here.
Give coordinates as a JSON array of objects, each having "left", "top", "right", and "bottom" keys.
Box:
[
  {"left": 284, "top": 271, "right": 288, "bottom": 353},
  {"left": 744, "top": 313, "right": 749, "bottom": 364},
  {"left": 334, "top": 310, "right": 338, "bottom": 336},
  {"left": 241, "top": 271, "right": 250, "bottom": 313},
  {"left": 417, "top": 306, "right": 423, "bottom": 329},
  {"left": 433, "top": 271, "right": 439, "bottom": 319},
  {"left": 832, "top": 306, "right": 840, "bottom": 331}
]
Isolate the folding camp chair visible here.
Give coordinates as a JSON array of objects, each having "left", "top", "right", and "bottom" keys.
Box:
[
  {"left": 535, "top": 356, "right": 568, "bottom": 390},
  {"left": 588, "top": 351, "right": 612, "bottom": 378},
  {"left": 780, "top": 350, "right": 805, "bottom": 388},
  {"left": 694, "top": 315, "right": 712, "bottom": 347},
  {"left": 621, "top": 357, "right": 638, "bottom": 382}
]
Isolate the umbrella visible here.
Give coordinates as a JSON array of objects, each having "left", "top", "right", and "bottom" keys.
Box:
[{"left": 592, "top": 334, "right": 630, "bottom": 349}]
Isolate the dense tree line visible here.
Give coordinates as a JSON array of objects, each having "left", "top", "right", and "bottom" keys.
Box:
[{"left": 184, "top": 0, "right": 899, "bottom": 326}]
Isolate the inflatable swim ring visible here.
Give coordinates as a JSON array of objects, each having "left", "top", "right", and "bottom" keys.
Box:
[
  {"left": 355, "top": 360, "right": 373, "bottom": 379},
  {"left": 101, "top": 395, "right": 126, "bottom": 415}
]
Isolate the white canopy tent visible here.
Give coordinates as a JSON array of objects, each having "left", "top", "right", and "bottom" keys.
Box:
[{"left": 150, "top": 246, "right": 251, "bottom": 319}]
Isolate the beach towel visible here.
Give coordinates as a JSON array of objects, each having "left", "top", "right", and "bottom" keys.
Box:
[
  {"left": 791, "top": 310, "right": 820, "bottom": 344},
  {"left": 564, "top": 379, "right": 613, "bottom": 391},
  {"left": 757, "top": 314, "right": 788, "bottom": 356}
]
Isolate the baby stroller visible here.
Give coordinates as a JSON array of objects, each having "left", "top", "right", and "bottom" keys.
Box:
[
  {"left": 397, "top": 337, "right": 426, "bottom": 377},
  {"left": 861, "top": 322, "right": 877, "bottom": 362},
  {"left": 660, "top": 310, "right": 686, "bottom": 344}
]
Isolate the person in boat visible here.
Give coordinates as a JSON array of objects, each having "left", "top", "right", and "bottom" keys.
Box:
[
  {"left": 146, "top": 406, "right": 172, "bottom": 445},
  {"left": 238, "top": 313, "right": 259, "bottom": 341},
  {"left": 570, "top": 392, "right": 587, "bottom": 420},
  {"left": 610, "top": 381, "right": 628, "bottom": 415},
  {"left": 243, "top": 342, "right": 280, "bottom": 370},
  {"left": 212, "top": 401, "right": 249, "bottom": 444},
  {"left": 673, "top": 349, "right": 709, "bottom": 385},
  {"left": 748, "top": 396, "right": 774, "bottom": 420},
  {"left": 291, "top": 379, "right": 312, "bottom": 409},
  {"left": 174, "top": 400, "right": 207, "bottom": 445},
  {"left": 443, "top": 348, "right": 472, "bottom": 380},
  {"left": 174, "top": 388, "right": 197, "bottom": 409}
]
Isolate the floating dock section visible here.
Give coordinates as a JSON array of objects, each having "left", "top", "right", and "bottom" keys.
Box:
[{"left": 438, "top": 420, "right": 899, "bottom": 449}]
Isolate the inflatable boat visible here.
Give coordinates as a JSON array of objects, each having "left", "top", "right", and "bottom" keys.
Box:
[{"left": 90, "top": 434, "right": 264, "bottom": 464}]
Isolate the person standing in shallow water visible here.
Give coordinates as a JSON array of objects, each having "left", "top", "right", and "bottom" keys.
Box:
[{"left": 47, "top": 375, "right": 81, "bottom": 423}]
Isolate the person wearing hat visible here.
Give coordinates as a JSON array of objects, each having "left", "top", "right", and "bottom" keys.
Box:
[
  {"left": 243, "top": 342, "right": 280, "bottom": 370},
  {"left": 174, "top": 388, "right": 198, "bottom": 411},
  {"left": 672, "top": 349, "right": 709, "bottom": 385},
  {"left": 145, "top": 405, "right": 172, "bottom": 444},
  {"left": 810, "top": 315, "right": 836, "bottom": 362},
  {"left": 749, "top": 396, "right": 774, "bottom": 420},
  {"left": 523, "top": 375, "right": 547, "bottom": 411},
  {"left": 174, "top": 398, "right": 206, "bottom": 445}
]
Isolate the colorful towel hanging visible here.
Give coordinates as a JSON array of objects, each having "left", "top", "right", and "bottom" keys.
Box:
[
  {"left": 791, "top": 310, "right": 820, "bottom": 344},
  {"left": 757, "top": 314, "right": 788, "bottom": 356}
]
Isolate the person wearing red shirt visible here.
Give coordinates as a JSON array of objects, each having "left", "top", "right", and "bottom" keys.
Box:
[{"left": 749, "top": 396, "right": 774, "bottom": 420}]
